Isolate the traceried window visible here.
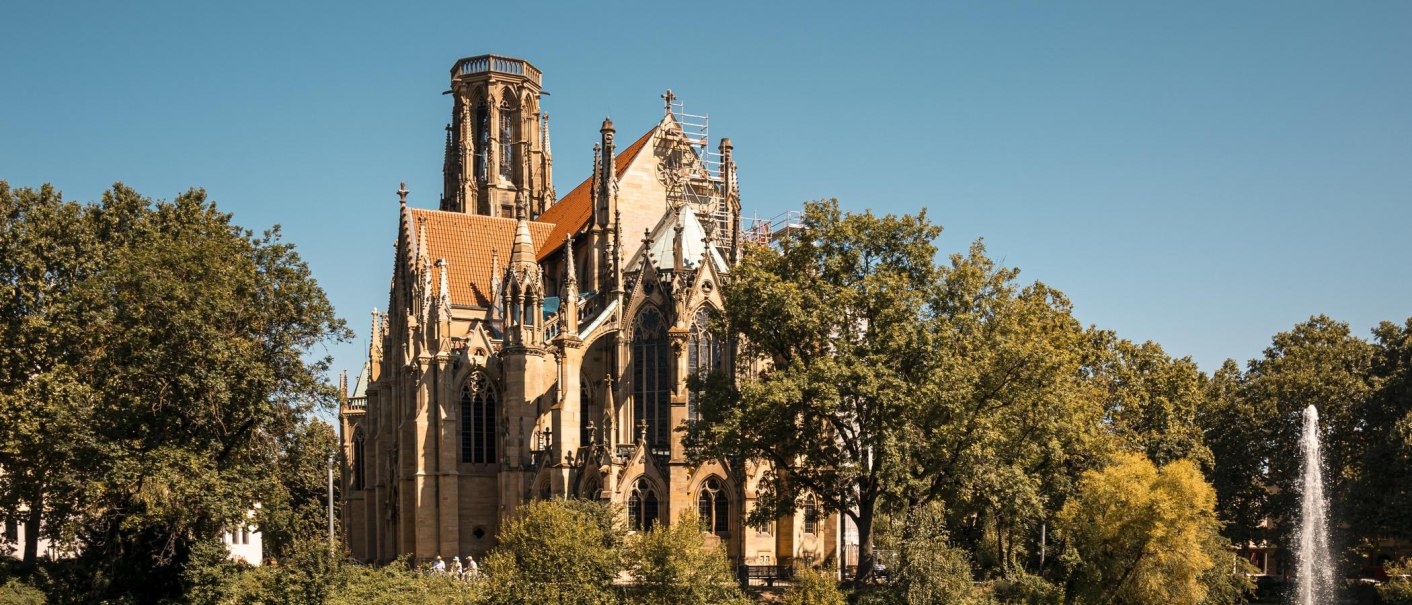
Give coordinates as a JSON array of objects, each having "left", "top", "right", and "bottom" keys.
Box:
[
  {"left": 627, "top": 478, "right": 660, "bottom": 531},
  {"left": 499, "top": 105, "right": 516, "bottom": 181},
  {"left": 632, "top": 307, "right": 671, "bottom": 447},
  {"left": 352, "top": 429, "right": 366, "bottom": 490},
  {"left": 460, "top": 373, "right": 497, "bottom": 464},
  {"left": 686, "top": 307, "right": 721, "bottom": 421},
  {"left": 803, "top": 494, "right": 820, "bottom": 535},
  {"left": 475, "top": 102, "right": 489, "bottom": 182},
  {"left": 697, "top": 477, "right": 730, "bottom": 536},
  {"left": 579, "top": 379, "right": 595, "bottom": 446}
]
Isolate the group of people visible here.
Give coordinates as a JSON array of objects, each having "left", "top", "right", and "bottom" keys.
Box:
[{"left": 429, "top": 554, "right": 480, "bottom": 580}]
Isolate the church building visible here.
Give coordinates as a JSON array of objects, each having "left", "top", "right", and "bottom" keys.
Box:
[{"left": 338, "top": 54, "right": 841, "bottom": 568}]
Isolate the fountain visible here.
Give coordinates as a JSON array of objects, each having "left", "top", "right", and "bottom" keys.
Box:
[{"left": 1294, "top": 404, "right": 1335, "bottom": 605}]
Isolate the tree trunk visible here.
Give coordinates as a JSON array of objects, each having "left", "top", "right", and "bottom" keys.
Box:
[
  {"left": 853, "top": 495, "right": 877, "bottom": 583},
  {"left": 22, "top": 490, "right": 42, "bottom": 566}
]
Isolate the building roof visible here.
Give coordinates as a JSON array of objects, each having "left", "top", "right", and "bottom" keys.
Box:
[
  {"left": 409, "top": 208, "right": 554, "bottom": 308},
  {"left": 633, "top": 206, "right": 730, "bottom": 273},
  {"left": 535, "top": 127, "right": 657, "bottom": 260},
  {"left": 349, "top": 361, "right": 370, "bottom": 400}
]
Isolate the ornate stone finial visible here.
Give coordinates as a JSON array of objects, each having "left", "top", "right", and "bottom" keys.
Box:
[
  {"left": 600, "top": 117, "right": 614, "bottom": 133},
  {"left": 514, "top": 189, "right": 527, "bottom": 220},
  {"left": 563, "top": 234, "right": 577, "bottom": 287},
  {"left": 397, "top": 181, "right": 409, "bottom": 206},
  {"left": 661, "top": 89, "right": 676, "bottom": 114},
  {"left": 636, "top": 419, "right": 648, "bottom": 445}
]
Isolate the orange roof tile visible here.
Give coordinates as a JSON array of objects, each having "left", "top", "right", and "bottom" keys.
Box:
[
  {"left": 536, "top": 127, "right": 656, "bottom": 260},
  {"left": 409, "top": 208, "right": 553, "bottom": 308}
]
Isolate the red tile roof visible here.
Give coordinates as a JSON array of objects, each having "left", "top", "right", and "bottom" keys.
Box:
[
  {"left": 409, "top": 208, "right": 554, "bottom": 308},
  {"left": 536, "top": 127, "right": 656, "bottom": 260}
]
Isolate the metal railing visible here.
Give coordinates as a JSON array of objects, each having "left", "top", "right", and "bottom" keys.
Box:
[{"left": 452, "top": 55, "right": 543, "bottom": 86}]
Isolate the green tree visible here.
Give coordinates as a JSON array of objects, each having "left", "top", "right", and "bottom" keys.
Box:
[
  {"left": 689, "top": 199, "right": 944, "bottom": 581},
  {"left": 1352, "top": 318, "right": 1412, "bottom": 542},
  {"left": 780, "top": 565, "right": 847, "bottom": 605},
  {"left": 1056, "top": 453, "right": 1223, "bottom": 605},
  {"left": 480, "top": 499, "right": 621, "bottom": 605},
  {"left": 259, "top": 417, "right": 341, "bottom": 561},
  {"left": 1201, "top": 316, "right": 1376, "bottom": 552},
  {"left": 872, "top": 502, "right": 976, "bottom": 605},
  {"left": 913, "top": 243, "right": 1105, "bottom": 577},
  {"left": 0, "top": 182, "right": 349, "bottom": 600},
  {"left": 0, "top": 183, "right": 107, "bottom": 567},
  {"left": 1093, "top": 337, "right": 1212, "bottom": 468},
  {"left": 624, "top": 510, "right": 746, "bottom": 605}
]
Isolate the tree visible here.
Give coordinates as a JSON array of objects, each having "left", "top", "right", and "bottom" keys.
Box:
[
  {"left": 1200, "top": 316, "right": 1377, "bottom": 553},
  {"left": 1092, "top": 337, "right": 1212, "bottom": 469},
  {"left": 480, "top": 499, "right": 622, "bottom": 605},
  {"left": 691, "top": 199, "right": 1107, "bottom": 582},
  {"left": 0, "top": 183, "right": 107, "bottom": 567},
  {"left": 1056, "top": 453, "right": 1224, "bottom": 605},
  {"left": 868, "top": 502, "right": 976, "bottom": 605},
  {"left": 1352, "top": 318, "right": 1412, "bottom": 542},
  {"left": 624, "top": 510, "right": 746, "bottom": 605},
  {"left": 259, "top": 417, "right": 341, "bottom": 562},
  {"left": 689, "top": 199, "right": 945, "bottom": 581},
  {"left": 781, "top": 565, "right": 847, "bottom": 605},
  {"left": 0, "top": 182, "right": 349, "bottom": 600}
]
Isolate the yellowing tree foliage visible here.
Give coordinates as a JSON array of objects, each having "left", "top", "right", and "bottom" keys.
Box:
[{"left": 1056, "top": 453, "right": 1221, "bottom": 605}]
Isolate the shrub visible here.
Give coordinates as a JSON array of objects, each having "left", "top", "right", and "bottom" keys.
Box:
[
  {"left": 1379, "top": 559, "right": 1412, "bottom": 605},
  {"left": 0, "top": 578, "right": 46, "bottom": 605},
  {"left": 624, "top": 510, "right": 747, "bottom": 605},
  {"left": 780, "top": 564, "right": 846, "bottom": 605},
  {"left": 480, "top": 499, "right": 622, "bottom": 605}
]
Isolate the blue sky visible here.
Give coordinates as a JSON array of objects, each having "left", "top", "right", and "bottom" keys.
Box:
[{"left": 3, "top": 1, "right": 1409, "bottom": 387}]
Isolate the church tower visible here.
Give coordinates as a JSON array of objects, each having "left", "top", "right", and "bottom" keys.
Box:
[{"left": 441, "top": 55, "right": 554, "bottom": 218}]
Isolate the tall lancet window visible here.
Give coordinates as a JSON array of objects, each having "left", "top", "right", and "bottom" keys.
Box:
[
  {"left": 628, "top": 478, "right": 660, "bottom": 531},
  {"left": 632, "top": 307, "right": 670, "bottom": 447},
  {"left": 499, "top": 103, "right": 516, "bottom": 181},
  {"left": 687, "top": 307, "right": 721, "bottom": 422},
  {"left": 697, "top": 477, "right": 729, "bottom": 536},
  {"left": 461, "top": 373, "right": 497, "bottom": 464},
  {"left": 475, "top": 101, "right": 489, "bottom": 182},
  {"left": 579, "top": 379, "right": 595, "bottom": 447},
  {"left": 352, "top": 429, "right": 366, "bottom": 490}
]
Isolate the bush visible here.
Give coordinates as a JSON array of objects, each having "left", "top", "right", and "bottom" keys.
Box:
[
  {"left": 480, "top": 499, "right": 622, "bottom": 605},
  {"left": 0, "top": 578, "right": 46, "bottom": 605},
  {"left": 1379, "top": 559, "right": 1412, "bottom": 605},
  {"left": 991, "top": 570, "right": 1061, "bottom": 605},
  {"left": 624, "top": 510, "right": 747, "bottom": 605},
  {"left": 861, "top": 502, "right": 976, "bottom": 605},
  {"left": 781, "top": 564, "right": 846, "bottom": 605}
]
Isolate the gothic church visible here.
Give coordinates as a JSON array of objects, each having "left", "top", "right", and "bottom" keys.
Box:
[{"left": 338, "top": 55, "right": 840, "bottom": 567}]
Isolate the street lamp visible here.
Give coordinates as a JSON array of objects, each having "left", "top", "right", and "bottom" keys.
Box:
[{"left": 327, "top": 453, "right": 335, "bottom": 553}]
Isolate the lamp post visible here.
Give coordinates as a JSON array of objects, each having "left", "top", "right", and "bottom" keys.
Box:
[{"left": 327, "top": 453, "right": 335, "bottom": 553}]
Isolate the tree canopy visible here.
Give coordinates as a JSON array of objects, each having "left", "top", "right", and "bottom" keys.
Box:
[{"left": 0, "top": 181, "right": 349, "bottom": 601}]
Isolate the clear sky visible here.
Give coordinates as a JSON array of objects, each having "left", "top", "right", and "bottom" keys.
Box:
[{"left": 3, "top": 1, "right": 1409, "bottom": 387}]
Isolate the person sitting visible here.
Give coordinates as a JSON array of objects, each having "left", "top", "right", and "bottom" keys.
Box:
[
  {"left": 431, "top": 555, "right": 446, "bottom": 574},
  {"left": 464, "top": 554, "right": 480, "bottom": 578},
  {"left": 451, "top": 555, "right": 463, "bottom": 578}
]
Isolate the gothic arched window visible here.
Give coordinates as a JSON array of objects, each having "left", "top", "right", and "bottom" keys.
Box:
[
  {"left": 697, "top": 477, "right": 730, "bottom": 536},
  {"left": 499, "top": 103, "right": 516, "bottom": 181},
  {"left": 475, "top": 101, "right": 489, "bottom": 182},
  {"left": 579, "top": 378, "right": 595, "bottom": 447},
  {"left": 687, "top": 307, "right": 721, "bottom": 422},
  {"left": 627, "top": 478, "right": 660, "bottom": 531},
  {"left": 632, "top": 307, "right": 671, "bottom": 447},
  {"left": 461, "top": 373, "right": 497, "bottom": 464},
  {"left": 803, "top": 494, "right": 820, "bottom": 535},
  {"left": 352, "top": 429, "right": 366, "bottom": 491}
]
